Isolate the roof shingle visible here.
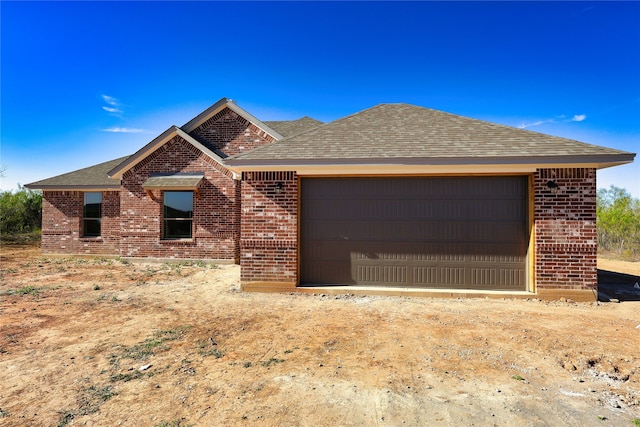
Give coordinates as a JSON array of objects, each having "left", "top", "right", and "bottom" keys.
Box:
[
  {"left": 264, "top": 117, "right": 323, "bottom": 138},
  {"left": 25, "top": 156, "right": 129, "bottom": 189},
  {"left": 229, "top": 103, "right": 632, "bottom": 161}
]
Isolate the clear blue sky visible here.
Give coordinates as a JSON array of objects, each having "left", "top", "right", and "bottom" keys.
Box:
[{"left": 2, "top": 1, "right": 639, "bottom": 196}]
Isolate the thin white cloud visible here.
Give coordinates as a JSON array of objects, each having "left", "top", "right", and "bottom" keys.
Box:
[
  {"left": 101, "top": 127, "right": 143, "bottom": 133},
  {"left": 518, "top": 113, "right": 587, "bottom": 129},
  {"left": 99, "top": 96, "right": 145, "bottom": 133},
  {"left": 518, "top": 119, "right": 552, "bottom": 129},
  {"left": 102, "top": 94, "right": 118, "bottom": 106},
  {"left": 101, "top": 94, "right": 124, "bottom": 118},
  {"left": 102, "top": 106, "right": 123, "bottom": 114}
]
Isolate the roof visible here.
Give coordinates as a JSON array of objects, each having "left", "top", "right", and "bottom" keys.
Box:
[
  {"left": 264, "top": 117, "right": 323, "bottom": 138},
  {"left": 227, "top": 103, "right": 634, "bottom": 164},
  {"left": 25, "top": 101, "right": 635, "bottom": 189},
  {"left": 24, "top": 156, "right": 129, "bottom": 190}
]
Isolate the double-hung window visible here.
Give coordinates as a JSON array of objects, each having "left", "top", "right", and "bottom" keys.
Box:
[
  {"left": 83, "top": 192, "right": 102, "bottom": 237},
  {"left": 163, "top": 191, "right": 193, "bottom": 239}
]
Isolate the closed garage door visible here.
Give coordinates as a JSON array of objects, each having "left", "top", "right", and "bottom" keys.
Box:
[{"left": 300, "top": 176, "right": 529, "bottom": 290}]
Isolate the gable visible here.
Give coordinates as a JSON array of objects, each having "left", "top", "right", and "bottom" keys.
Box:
[
  {"left": 108, "top": 126, "right": 231, "bottom": 179},
  {"left": 124, "top": 134, "right": 235, "bottom": 181},
  {"left": 25, "top": 98, "right": 327, "bottom": 191},
  {"left": 188, "top": 106, "right": 280, "bottom": 157},
  {"left": 109, "top": 98, "right": 286, "bottom": 180}
]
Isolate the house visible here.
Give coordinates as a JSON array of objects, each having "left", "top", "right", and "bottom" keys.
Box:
[{"left": 26, "top": 98, "right": 635, "bottom": 300}]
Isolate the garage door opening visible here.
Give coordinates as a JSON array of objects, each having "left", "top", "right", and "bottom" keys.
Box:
[{"left": 300, "top": 176, "right": 529, "bottom": 291}]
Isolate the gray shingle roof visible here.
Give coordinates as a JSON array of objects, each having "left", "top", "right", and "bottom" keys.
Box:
[
  {"left": 25, "top": 156, "right": 129, "bottom": 189},
  {"left": 228, "top": 103, "right": 633, "bottom": 162},
  {"left": 264, "top": 117, "right": 323, "bottom": 138}
]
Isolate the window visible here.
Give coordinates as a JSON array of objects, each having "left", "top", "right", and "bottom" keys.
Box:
[
  {"left": 163, "top": 191, "right": 193, "bottom": 239},
  {"left": 83, "top": 192, "right": 102, "bottom": 237}
]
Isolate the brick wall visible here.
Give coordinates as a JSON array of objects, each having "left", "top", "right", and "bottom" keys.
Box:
[
  {"left": 41, "top": 190, "right": 120, "bottom": 255},
  {"left": 120, "top": 135, "right": 239, "bottom": 260},
  {"left": 191, "top": 107, "right": 277, "bottom": 157},
  {"left": 240, "top": 171, "right": 298, "bottom": 286},
  {"left": 534, "top": 168, "right": 597, "bottom": 291}
]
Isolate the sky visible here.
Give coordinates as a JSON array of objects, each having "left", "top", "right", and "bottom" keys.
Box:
[{"left": 1, "top": 1, "right": 639, "bottom": 197}]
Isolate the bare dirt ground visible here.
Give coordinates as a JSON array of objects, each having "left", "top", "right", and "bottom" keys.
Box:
[
  {"left": 598, "top": 257, "right": 640, "bottom": 277},
  {"left": 1, "top": 245, "right": 639, "bottom": 427}
]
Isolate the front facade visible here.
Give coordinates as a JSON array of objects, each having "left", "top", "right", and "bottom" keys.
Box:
[{"left": 27, "top": 98, "right": 635, "bottom": 300}]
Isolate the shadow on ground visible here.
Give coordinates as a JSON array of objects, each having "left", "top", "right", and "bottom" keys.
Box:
[{"left": 598, "top": 269, "right": 640, "bottom": 301}]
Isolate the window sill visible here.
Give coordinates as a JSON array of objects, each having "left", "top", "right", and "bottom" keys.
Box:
[
  {"left": 160, "top": 238, "right": 194, "bottom": 244},
  {"left": 80, "top": 236, "right": 102, "bottom": 241}
]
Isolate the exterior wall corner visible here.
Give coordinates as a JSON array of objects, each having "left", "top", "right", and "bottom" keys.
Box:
[
  {"left": 533, "top": 168, "right": 597, "bottom": 292},
  {"left": 240, "top": 171, "right": 298, "bottom": 286}
]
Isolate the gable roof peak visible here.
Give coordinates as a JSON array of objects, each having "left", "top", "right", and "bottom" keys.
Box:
[
  {"left": 180, "top": 97, "right": 284, "bottom": 140},
  {"left": 263, "top": 116, "right": 324, "bottom": 139}
]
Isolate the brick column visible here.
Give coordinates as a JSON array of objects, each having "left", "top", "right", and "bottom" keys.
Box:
[
  {"left": 534, "top": 168, "right": 597, "bottom": 299},
  {"left": 240, "top": 171, "right": 298, "bottom": 291}
]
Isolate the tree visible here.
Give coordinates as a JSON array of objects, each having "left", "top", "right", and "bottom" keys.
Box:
[
  {"left": 0, "top": 185, "right": 43, "bottom": 235},
  {"left": 596, "top": 185, "right": 640, "bottom": 256}
]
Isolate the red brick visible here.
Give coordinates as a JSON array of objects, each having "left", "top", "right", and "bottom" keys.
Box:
[
  {"left": 240, "top": 172, "right": 298, "bottom": 283},
  {"left": 534, "top": 168, "right": 597, "bottom": 290},
  {"left": 41, "top": 191, "right": 120, "bottom": 255}
]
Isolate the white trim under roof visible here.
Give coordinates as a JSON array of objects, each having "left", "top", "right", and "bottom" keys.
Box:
[
  {"left": 181, "top": 97, "right": 285, "bottom": 141},
  {"left": 225, "top": 153, "right": 635, "bottom": 176}
]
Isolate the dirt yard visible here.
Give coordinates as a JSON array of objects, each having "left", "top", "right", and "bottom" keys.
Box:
[{"left": 1, "top": 245, "right": 639, "bottom": 427}]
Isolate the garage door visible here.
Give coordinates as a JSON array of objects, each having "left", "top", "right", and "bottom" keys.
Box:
[{"left": 300, "top": 176, "right": 529, "bottom": 290}]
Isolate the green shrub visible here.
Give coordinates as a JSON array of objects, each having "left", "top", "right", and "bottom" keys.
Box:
[
  {"left": 597, "top": 186, "right": 640, "bottom": 257},
  {"left": 0, "top": 186, "right": 42, "bottom": 235}
]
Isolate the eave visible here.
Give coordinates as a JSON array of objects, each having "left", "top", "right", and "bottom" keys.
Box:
[
  {"left": 225, "top": 153, "right": 636, "bottom": 176},
  {"left": 25, "top": 185, "right": 121, "bottom": 191}
]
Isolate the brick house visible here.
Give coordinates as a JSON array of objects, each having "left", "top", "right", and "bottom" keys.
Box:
[{"left": 26, "top": 98, "right": 635, "bottom": 300}]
